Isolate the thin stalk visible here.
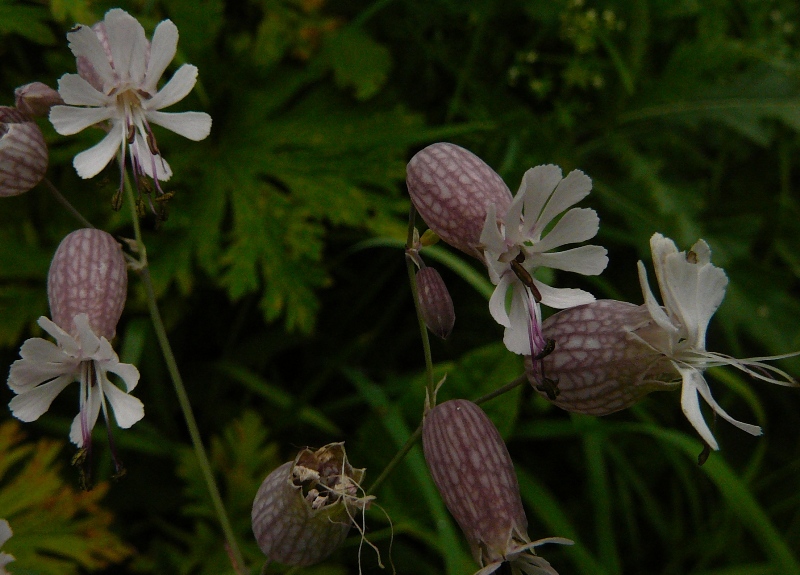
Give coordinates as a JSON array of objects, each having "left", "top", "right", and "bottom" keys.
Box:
[
  {"left": 123, "top": 176, "right": 246, "bottom": 574},
  {"left": 43, "top": 178, "right": 95, "bottom": 228}
]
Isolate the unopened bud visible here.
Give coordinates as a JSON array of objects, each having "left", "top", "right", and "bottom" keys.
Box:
[
  {"left": 416, "top": 266, "right": 455, "bottom": 339},
  {"left": 527, "top": 299, "right": 677, "bottom": 414},
  {"left": 14, "top": 82, "right": 64, "bottom": 117},
  {"left": 251, "top": 443, "right": 371, "bottom": 567},
  {"left": 407, "top": 143, "right": 512, "bottom": 259},
  {"left": 0, "top": 106, "right": 48, "bottom": 197},
  {"left": 47, "top": 229, "right": 128, "bottom": 340}
]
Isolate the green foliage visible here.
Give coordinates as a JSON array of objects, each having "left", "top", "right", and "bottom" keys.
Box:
[{"left": 0, "top": 421, "right": 133, "bottom": 574}]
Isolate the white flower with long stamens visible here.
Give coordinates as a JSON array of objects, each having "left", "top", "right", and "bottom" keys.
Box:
[
  {"left": 636, "top": 233, "right": 799, "bottom": 450},
  {"left": 0, "top": 519, "right": 14, "bottom": 575},
  {"left": 8, "top": 314, "right": 143, "bottom": 449},
  {"left": 49, "top": 8, "right": 211, "bottom": 190},
  {"left": 480, "top": 165, "right": 608, "bottom": 356}
]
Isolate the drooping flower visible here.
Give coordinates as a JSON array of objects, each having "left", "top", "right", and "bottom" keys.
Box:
[
  {"left": 528, "top": 233, "right": 798, "bottom": 451},
  {"left": 0, "top": 519, "right": 14, "bottom": 575},
  {"left": 0, "top": 106, "right": 48, "bottom": 197},
  {"left": 7, "top": 229, "right": 142, "bottom": 469},
  {"left": 49, "top": 8, "right": 211, "bottom": 195},
  {"left": 423, "top": 399, "right": 571, "bottom": 575},
  {"left": 251, "top": 443, "right": 373, "bottom": 567},
  {"left": 480, "top": 165, "right": 608, "bottom": 358},
  {"left": 407, "top": 142, "right": 513, "bottom": 259}
]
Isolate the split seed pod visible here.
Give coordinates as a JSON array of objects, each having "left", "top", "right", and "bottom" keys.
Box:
[
  {"left": 0, "top": 106, "right": 48, "bottom": 197},
  {"left": 416, "top": 266, "right": 456, "bottom": 339},
  {"left": 407, "top": 143, "right": 512, "bottom": 260},
  {"left": 48, "top": 228, "right": 128, "bottom": 340},
  {"left": 251, "top": 442, "right": 371, "bottom": 567},
  {"left": 423, "top": 399, "right": 570, "bottom": 574},
  {"left": 526, "top": 299, "right": 678, "bottom": 415}
]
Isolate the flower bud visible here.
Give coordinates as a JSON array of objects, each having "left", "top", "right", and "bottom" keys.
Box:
[
  {"left": 14, "top": 82, "right": 64, "bottom": 117},
  {"left": 0, "top": 106, "right": 48, "bottom": 197},
  {"left": 416, "top": 266, "right": 455, "bottom": 339},
  {"left": 526, "top": 299, "right": 678, "bottom": 414},
  {"left": 47, "top": 229, "right": 128, "bottom": 340},
  {"left": 423, "top": 400, "right": 569, "bottom": 572},
  {"left": 251, "top": 443, "right": 370, "bottom": 567},
  {"left": 407, "top": 143, "right": 512, "bottom": 259}
]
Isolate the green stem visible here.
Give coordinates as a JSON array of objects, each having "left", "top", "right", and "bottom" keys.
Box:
[{"left": 123, "top": 176, "right": 246, "bottom": 575}]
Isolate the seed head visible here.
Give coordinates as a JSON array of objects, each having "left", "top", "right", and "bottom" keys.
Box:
[
  {"left": 251, "top": 443, "right": 371, "bottom": 567},
  {"left": 47, "top": 229, "right": 128, "bottom": 340},
  {"left": 407, "top": 143, "right": 512, "bottom": 259},
  {"left": 527, "top": 299, "right": 677, "bottom": 414},
  {"left": 416, "top": 266, "right": 456, "bottom": 339},
  {"left": 0, "top": 106, "right": 48, "bottom": 197}
]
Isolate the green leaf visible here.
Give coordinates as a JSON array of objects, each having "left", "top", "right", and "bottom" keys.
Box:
[{"left": 321, "top": 27, "right": 392, "bottom": 100}]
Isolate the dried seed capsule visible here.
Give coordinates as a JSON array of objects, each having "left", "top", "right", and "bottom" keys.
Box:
[
  {"left": 251, "top": 443, "right": 371, "bottom": 567},
  {"left": 416, "top": 266, "right": 456, "bottom": 339},
  {"left": 0, "top": 106, "right": 48, "bottom": 197},
  {"left": 47, "top": 229, "right": 128, "bottom": 340},
  {"left": 423, "top": 399, "right": 570, "bottom": 573},
  {"left": 526, "top": 299, "right": 678, "bottom": 415},
  {"left": 407, "top": 143, "right": 512, "bottom": 260}
]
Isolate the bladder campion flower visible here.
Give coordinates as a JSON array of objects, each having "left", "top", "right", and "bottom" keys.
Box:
[
  {"left": 6, "top": 229, "right": 142, "bottom": 476},
  {"left": 480, "top": 164, "right": 607, "bottom": 371},
  {"left": 49, "top": 8, "right": 211, "bottom": 198},
  {"left": 528, "top": 233, "right": 798, "bottom": 451},
  {"left": 0, "top": 106, "right": 48, "bottom": 197},
  {"left": 423, "top": 399, "right": 571, "bottom": 575}
]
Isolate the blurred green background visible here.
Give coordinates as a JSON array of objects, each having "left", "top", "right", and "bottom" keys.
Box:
[{"left": 1, "top": 0, "right": 799, "bottom": 573}]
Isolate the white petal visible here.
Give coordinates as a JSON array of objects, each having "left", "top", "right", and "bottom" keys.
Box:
[
  {"left": 518, "top": 165, "right": 563, "bottom": 235},
  {"left": 536, "top": 282, "right": 596, "bottom": 309},
  {"left": 637, "top": 261, "right": 679, "bottom": 335},
  {"left": 530, "top": 245, "right": 608, "bottom": 276},
  {"left": 19, "top": 336, "right": 69, "bottom": 363},
  {"left": 479, "top": 204, "right": 508, "bottom": 254},
  {"left": 37, "top": 317, "right": 81, "bottom": 356},
  {"left": 504, "top": 283, "right": 536, "bottom": 355},
  {"left": 7, "top": 356, "right": 75, "bottom": 393},
  {"left": 146, "top": 64, "right": 198, "bottom": 110},
  {"left": 143, "top": 19, "right": 178, "bottom": 93},
  {"left": 0, "top": 520, "right": 11, "bottom": 546},
  {"left": 57, "top": 74, "right": 110, "bottom": 107},
  {"left": 661, "top": 249, "right": 728, "bottom": 349},
  {"left": 104, "top": 361, "right": 140, "bottom": 392},
  {"left": 130, "top": 133, "right": 172, "bottom": 180},
  {"left": 504, "top": 185, "right": 526, "bottom": 245},
  {"left": 69, "top": 385, "right": 102, "bottom": 447},
  {"left": 8, "top": 375, "right": 73, "bottom": 422},
  {"left": 49, "top": 105, "right": 113, "bottom": 135},
  {"left": 66, "top": 24, "right": 115, "bottom": 89},
  {"left": 104, "top": 8, "right": 148, "bottom": 85},
  {"left": 489, "top": 274, "right": 514, "bottom": 327},
  {"left": 73, "top": 122, "right": 124, "bottom": 179},
  {"left": 530, "top": 169, "right": 592, "bottom": 238},
  {"left": 145, "top": 110, "right": 212, "bottom": 141},
  {"left": 73, "top": 313, "right": 103, "bottom": 354},
  {"left": 534, "top": 208, "right": 600, "bottom": 253},
  {"left": 102, "top": 379, "right": 144, "bottom": 428},
  {"left": 648, "top": 233, "right": 678, "bottom": 296}
]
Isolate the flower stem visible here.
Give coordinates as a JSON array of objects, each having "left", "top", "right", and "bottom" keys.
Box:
[
  {"left": 123, "top": 176, "right": 246, "bottom": 575},
  {"left": 43, "top": 178, "right": 95, "bottom": 229},
  {"left": 405, "top": 207, "right": 436, "bottom": 408}
]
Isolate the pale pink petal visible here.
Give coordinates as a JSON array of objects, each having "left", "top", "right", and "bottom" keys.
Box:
[
  {"left": 73, "top": 122, "right": 124, "bottom": 179},
  {"left": 143, "top": 19, "right": 179, "bottom": 93},
  {"left": 66, "top": 24, "right": 115, "bottom": 89},
  {"left": 101, "top": 379, "right": 144, "bottom": 428},
  {"left": 534, "top": 208, "right": 600, "bottom": 253},
  {"left": 104, "top": 9, "right": 149, "bottom": 84},
  {"left": 531, "top": 245, "right": 608, "bottom": 275},
  {"left": 56, "top": 74, "right": 109, "bottom": 107},
  {"left": 145, "top": 110, "right": 211, "bottom": 141},
  {"left": 49, "top": 105, "right": 113, "bottom": 136},
  {"left": 536, "top": 282, "right": 595, "bottom": 309},
  {"left": 145, "top": 64, "right": 198, "bottom": 110},
  {"left": 8, "top": 375, "right": 73, "bottom": 422}
]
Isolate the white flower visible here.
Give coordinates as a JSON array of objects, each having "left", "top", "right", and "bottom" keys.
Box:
[
  {"left": 480, "top": 165, "right": 608, "bottom": 356},
  {"left": 0, "top": 519, "right": 14, "bottom": 575},
  {"left": 475, "top": 537, "right": 573, "bottom": 575},
  {"left": 7, "top": 313, "right": 143, "bottom": 449},
  {"left": 49, "top": 8, "right": 211, "bottom": 187},
  {"left": 637, "top": 233, "right": 798, "bottom": 450}
]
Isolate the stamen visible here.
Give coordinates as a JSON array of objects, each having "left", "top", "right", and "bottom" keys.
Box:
[{"left": 511, "top": 252, "right": 542, "bottom": 302}]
